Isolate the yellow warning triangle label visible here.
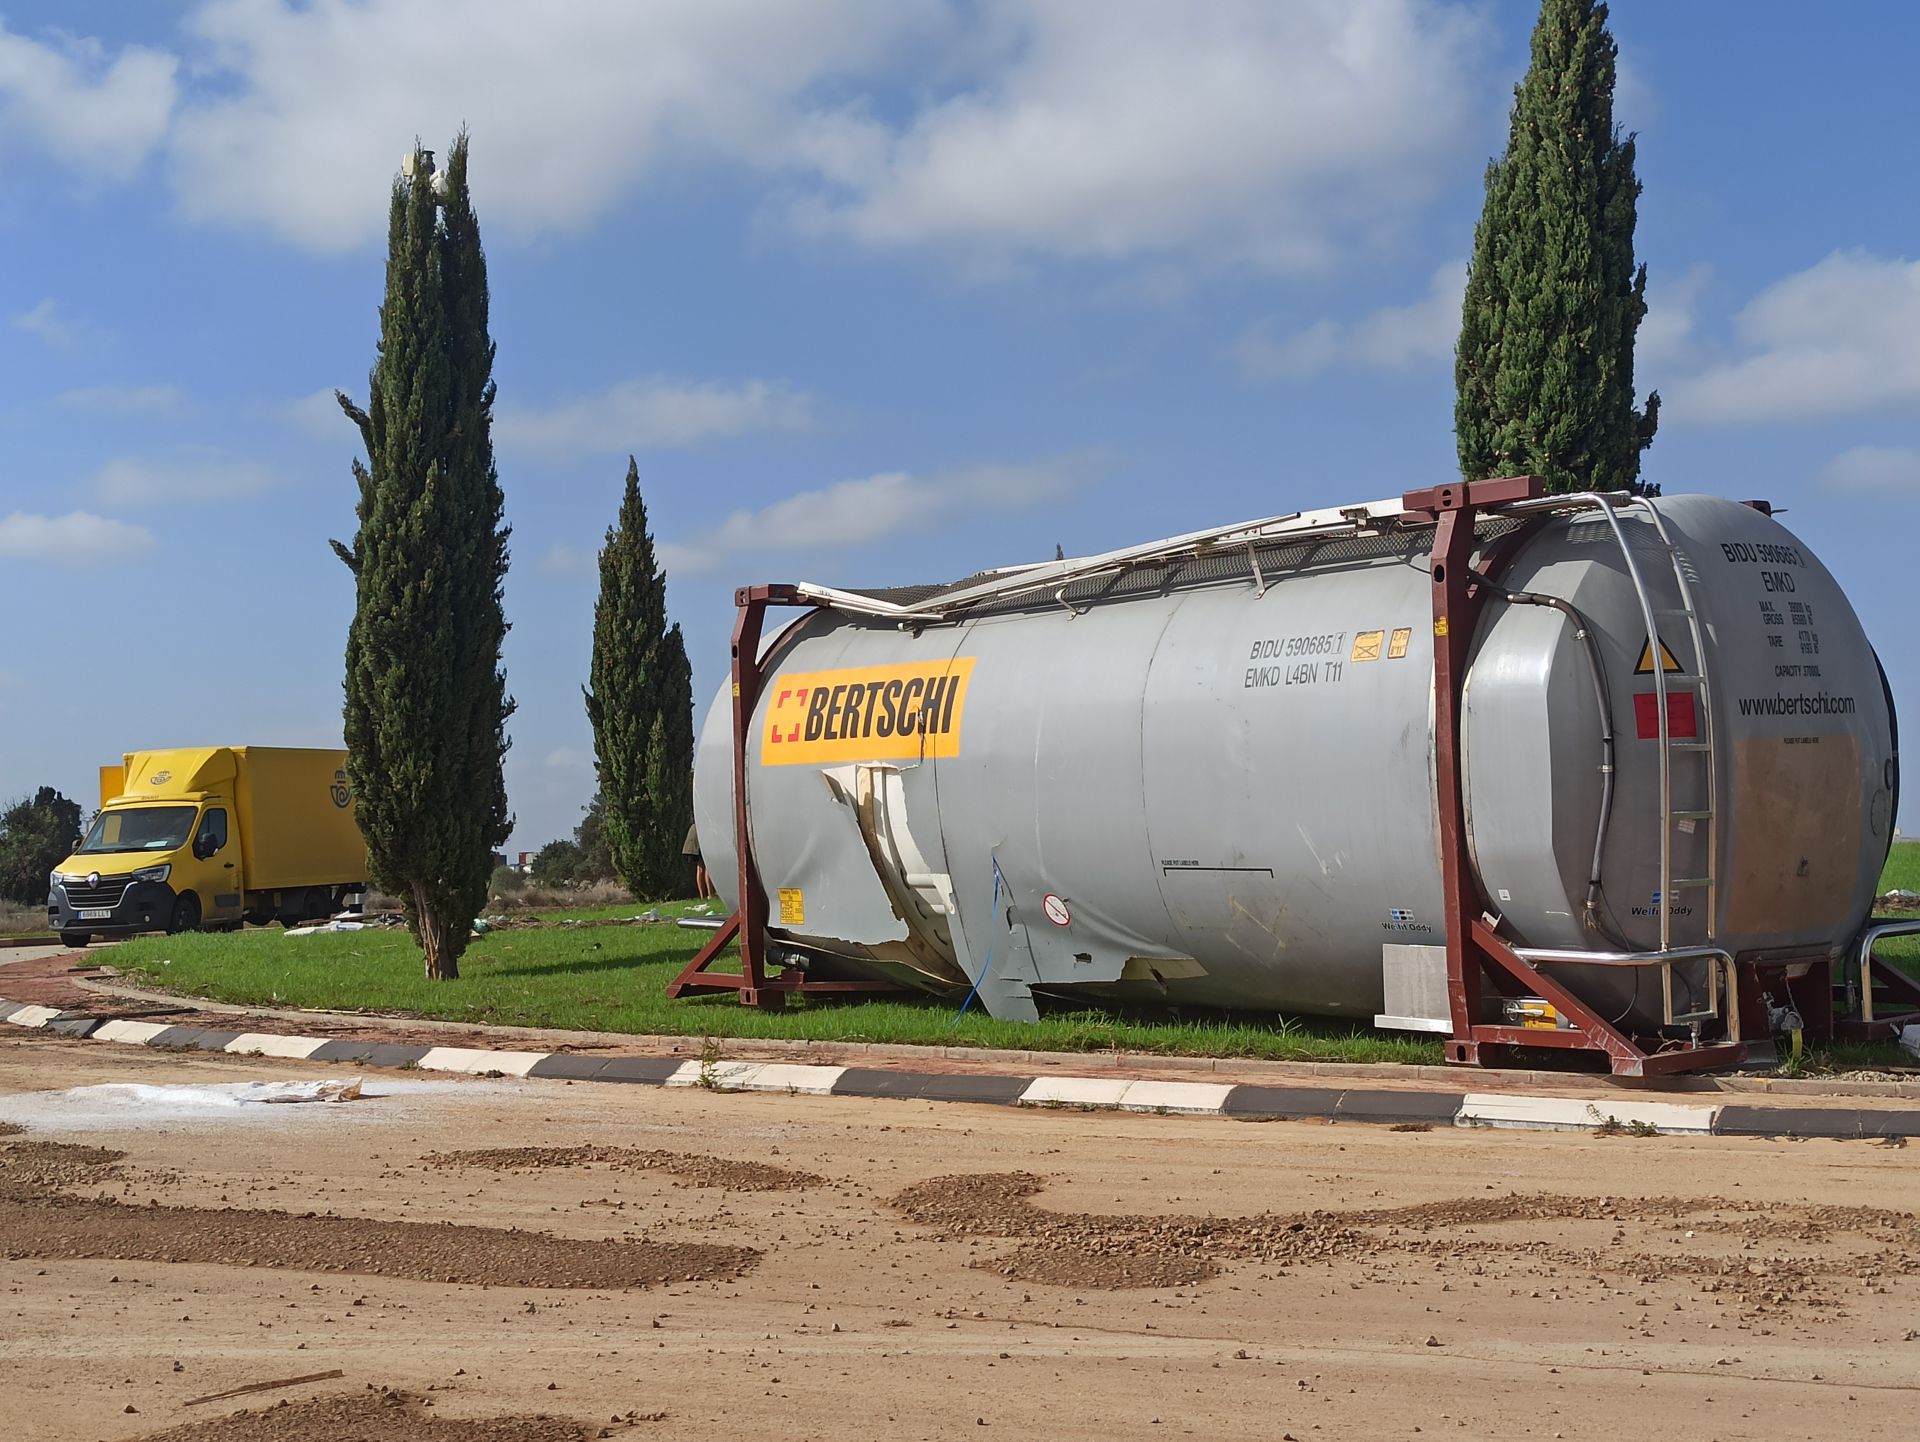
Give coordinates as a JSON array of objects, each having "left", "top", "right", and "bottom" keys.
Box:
[{"left": 1635, "top": 637, "right": 1684, "bottom": 675}]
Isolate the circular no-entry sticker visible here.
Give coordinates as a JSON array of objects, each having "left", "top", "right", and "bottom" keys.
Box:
[{"left": 1041, "top": 893, "right": 1072, "bottom": 927}]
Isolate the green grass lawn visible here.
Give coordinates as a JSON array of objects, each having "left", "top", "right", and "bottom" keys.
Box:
[
  {"left": 1876, "top": 841, "right": 1920, "bottom": 975},
  {"left": 107, "top": 908, "right": 1437, "bottom": 1066},
  {"left": 1883, "top": 840, "right": 1920, "bottom": 893},
  {"left": 93, "top": 845, "right": 1920, "bottom": 1072}
]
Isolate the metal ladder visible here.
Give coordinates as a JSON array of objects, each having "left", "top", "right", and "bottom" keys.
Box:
[
  {"left": 1634, "top": 498, "right": 1720, "bottom": 946},
  {"left": 1586, "top": 496, "right": 1721, "bottom": 951}
]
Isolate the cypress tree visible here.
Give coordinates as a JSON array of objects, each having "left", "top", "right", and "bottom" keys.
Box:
[
  {"left": 585, "top": 458, "right": 694, "bottom": 900},
  {"left": 333, "top": 134, "right": 513, "bottom": 980},
  {"left": 1455, "top": 0, "right": 1659, "bottom": 495},
  {"left": 649, "top": 624, "right": 695, "bottom": 891}
]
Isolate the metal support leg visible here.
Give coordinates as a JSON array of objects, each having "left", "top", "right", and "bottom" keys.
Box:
[
  {"left": 1403, "top": 477, "right": 1542, "bottom": 1065},
  {"left": 1402, "top": 477, "right": 1743, "bottom": 1077},
  {"left": 664, "top": 912, "right": 743, "bottom": 998},
  {"left": 665, "top": 587, "right": 781, "bottom": 1006},
  {"left": 664, "top": 584, "right": 910, "bottom": 1010}
]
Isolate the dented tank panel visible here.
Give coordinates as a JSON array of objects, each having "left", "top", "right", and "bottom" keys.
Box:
[{"left": 694, "top": 495, "right": 1896, "bottom": 1028}]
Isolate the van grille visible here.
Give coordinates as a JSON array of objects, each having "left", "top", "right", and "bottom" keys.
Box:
[{"left": 61, "top": 877, "right": 132, "bottom": 908}]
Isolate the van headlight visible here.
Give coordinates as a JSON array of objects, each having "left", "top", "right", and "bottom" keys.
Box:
[
  {"left": 130, "top": 864, "right": 171, "bottom": 884},
  {"left": 48, "top": 870, "right": 64, "bottom": 894}
]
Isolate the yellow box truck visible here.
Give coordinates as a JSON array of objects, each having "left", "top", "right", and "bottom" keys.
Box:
[{"left": 48, "top": 746, "right": 368, "bottom": 946}]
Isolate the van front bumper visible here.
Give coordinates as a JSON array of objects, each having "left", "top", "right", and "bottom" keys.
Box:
[{"left": 47, "top": 877, "right": 178, "bottom": 936}]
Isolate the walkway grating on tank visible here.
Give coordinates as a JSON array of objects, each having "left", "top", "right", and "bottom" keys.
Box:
[{"left": 826, "top": 516, "right": 1525, "bottom": 623}]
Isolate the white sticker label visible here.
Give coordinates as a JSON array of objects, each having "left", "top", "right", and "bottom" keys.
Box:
[{"left": 1041, "top": 893, "right": 1071, "bottom": 927}]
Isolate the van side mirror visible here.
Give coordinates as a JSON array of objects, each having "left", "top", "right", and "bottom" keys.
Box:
[{"left": 194, "top": 832, "right": 214, "bottom": 860}]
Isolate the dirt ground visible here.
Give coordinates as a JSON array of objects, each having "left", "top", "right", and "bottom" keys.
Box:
[{"left": 1, "top": 1035, "right": 1917, "bottom": 1441}]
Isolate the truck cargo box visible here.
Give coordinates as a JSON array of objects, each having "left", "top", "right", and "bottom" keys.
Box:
[
  {"left": 113, "top": 745, "right": 365, "bottom": 892},
  {"left": 230, "top": 747, "right": 365, "bottom": 892}
]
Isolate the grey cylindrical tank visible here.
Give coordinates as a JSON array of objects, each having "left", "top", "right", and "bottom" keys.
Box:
[{"left": 693, "top": 495, "right": 1896, "bottom": 1028}]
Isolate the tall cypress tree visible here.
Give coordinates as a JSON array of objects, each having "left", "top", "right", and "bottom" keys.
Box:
[
  {"left": 333, "top": 134, "right": 513, "bottom": 980},
  {"left": 1455, "top": 0, "right": 1658, "bottom": 495},
  {"left": 585, "top": 458, "right": 694, "bottom": 899},
  {"left": 648, "top": 624, "right": 695, "bottom": 891}
]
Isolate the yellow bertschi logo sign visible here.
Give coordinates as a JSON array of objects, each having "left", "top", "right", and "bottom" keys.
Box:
[{"left": 760, "top": 658, "right": 978, "bottom": 766}]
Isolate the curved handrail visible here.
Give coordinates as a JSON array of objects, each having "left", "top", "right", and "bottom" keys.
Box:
[
  {"left": 1514, "top": 944, "right": 1737, "bottom": 1036},
  {"left": 1856, "top": 918, "right": 1920, "bottom": 1023}
]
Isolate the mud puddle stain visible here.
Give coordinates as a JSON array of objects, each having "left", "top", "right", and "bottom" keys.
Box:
[
  {"left": 426, "top": 1144, "right": 822, "bottom": 1192},
  {"left": 0, "top": 1193, "right": 756, "bottom": 1287},
  {"left": 132, "top": 1387, "right": 623, "bottom": 1441},
  {"left": 891, "top": 1172, "right": 1920, "bottom": 1305}
]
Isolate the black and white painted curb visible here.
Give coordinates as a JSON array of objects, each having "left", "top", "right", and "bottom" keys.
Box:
[{"left": 6, "top": 997, "right": 1918, "bottom": 1139}]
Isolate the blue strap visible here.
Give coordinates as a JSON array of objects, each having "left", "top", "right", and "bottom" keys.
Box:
[{"left": 950, "top": 856, "right": 1005, "bottom": 1026}]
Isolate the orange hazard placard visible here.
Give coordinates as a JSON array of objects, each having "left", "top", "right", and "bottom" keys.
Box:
[
  {"left": 1635, "top": 637, "right": 1685, "bottom": 675},
  {"left": 760, "top": 658, "right": 978, "bottom": 766}
]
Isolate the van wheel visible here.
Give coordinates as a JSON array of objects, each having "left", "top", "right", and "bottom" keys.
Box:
[
  {"left": 168, "top": 893, "right": 202, "bottom": 935},
  {"left": 59, "top": 931, "right": 91, "bottom": 949},
  {"left": 281, "top": 888, "right": 328, "bottom": 927}
]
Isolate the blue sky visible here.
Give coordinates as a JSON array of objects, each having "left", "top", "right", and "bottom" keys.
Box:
[{"left": 2, "top": 0, "right": 1915, "bottom": 852}]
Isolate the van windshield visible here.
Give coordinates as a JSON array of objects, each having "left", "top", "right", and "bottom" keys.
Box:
[{"left": 76, "top": 805, "right": 198, "bottom": 856}]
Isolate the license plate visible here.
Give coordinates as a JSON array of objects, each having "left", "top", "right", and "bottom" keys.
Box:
[{"left": 77, "top": 908, "right": 112, "bottom": 920}]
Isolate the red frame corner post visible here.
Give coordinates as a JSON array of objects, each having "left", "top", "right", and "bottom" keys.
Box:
[
  {"left": 1401, "top": 476, "right": 1743, "bottom": 1077},
  {"left": 665, "top": 584, "right": 798, "bottom": 1010},
  {"left": 1402, "top": 477, "right": 1541, "bottom": 1064},
  {"left": 664, "top": 584, "right": 911, "bottom": 1010}
]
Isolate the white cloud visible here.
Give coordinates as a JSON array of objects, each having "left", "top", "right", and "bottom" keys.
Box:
[
  {"left": 496, "top": 377, "right": 816, "bottom": 457},
  {"left": 90, "top": 457, "right": 270, "bottom": 505},
  {"left": 56, "top": 384, "right": 188, "bottom": 415},
  {"left": 660, "top": 453, "right": 1098, "bottom": 576},
  {"left": 1665, "top": 251, "right": 1920, "bottom": 425},
  {"left": 166, "top": 0, "right": 934, "bottom": 252},
  {"left": 0, "top": 23, "right": 176, "bottom": 178},
  {"left": 0, "top": 510, "right": 154, "bottom": 561},
  {"left": 1235, "top": 318, "right": 1342, "bottom": 381},
  {"left": 1612, "top": 55, "right": 1657, "bottom": 133},
  {"left": 96, "top": 0, "right": 1481, "bottom": 275},
  {"left": 536, "top": 542, "right": 594, "bottom": 578},
  {"left": 1236, "top": 261, "right": 1465, "bottom": 380},
  {"left": 1634, "top": 263, "right": 1712, "bottom": 376},
  {"left": 543, "top": 746, "right": 591, "bottom": 769},
  {"left": 11, "top": 298, "right": 77, "bottom": 351},
  {"left": 282, "top": 388, "right": 353, "bottom": 441},
  {"left": 787, "top": 0, "right": 1486, "bottom": 272},
  {"left": 1818, "top": 445, "right": 1920, "bottom": 496}
]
